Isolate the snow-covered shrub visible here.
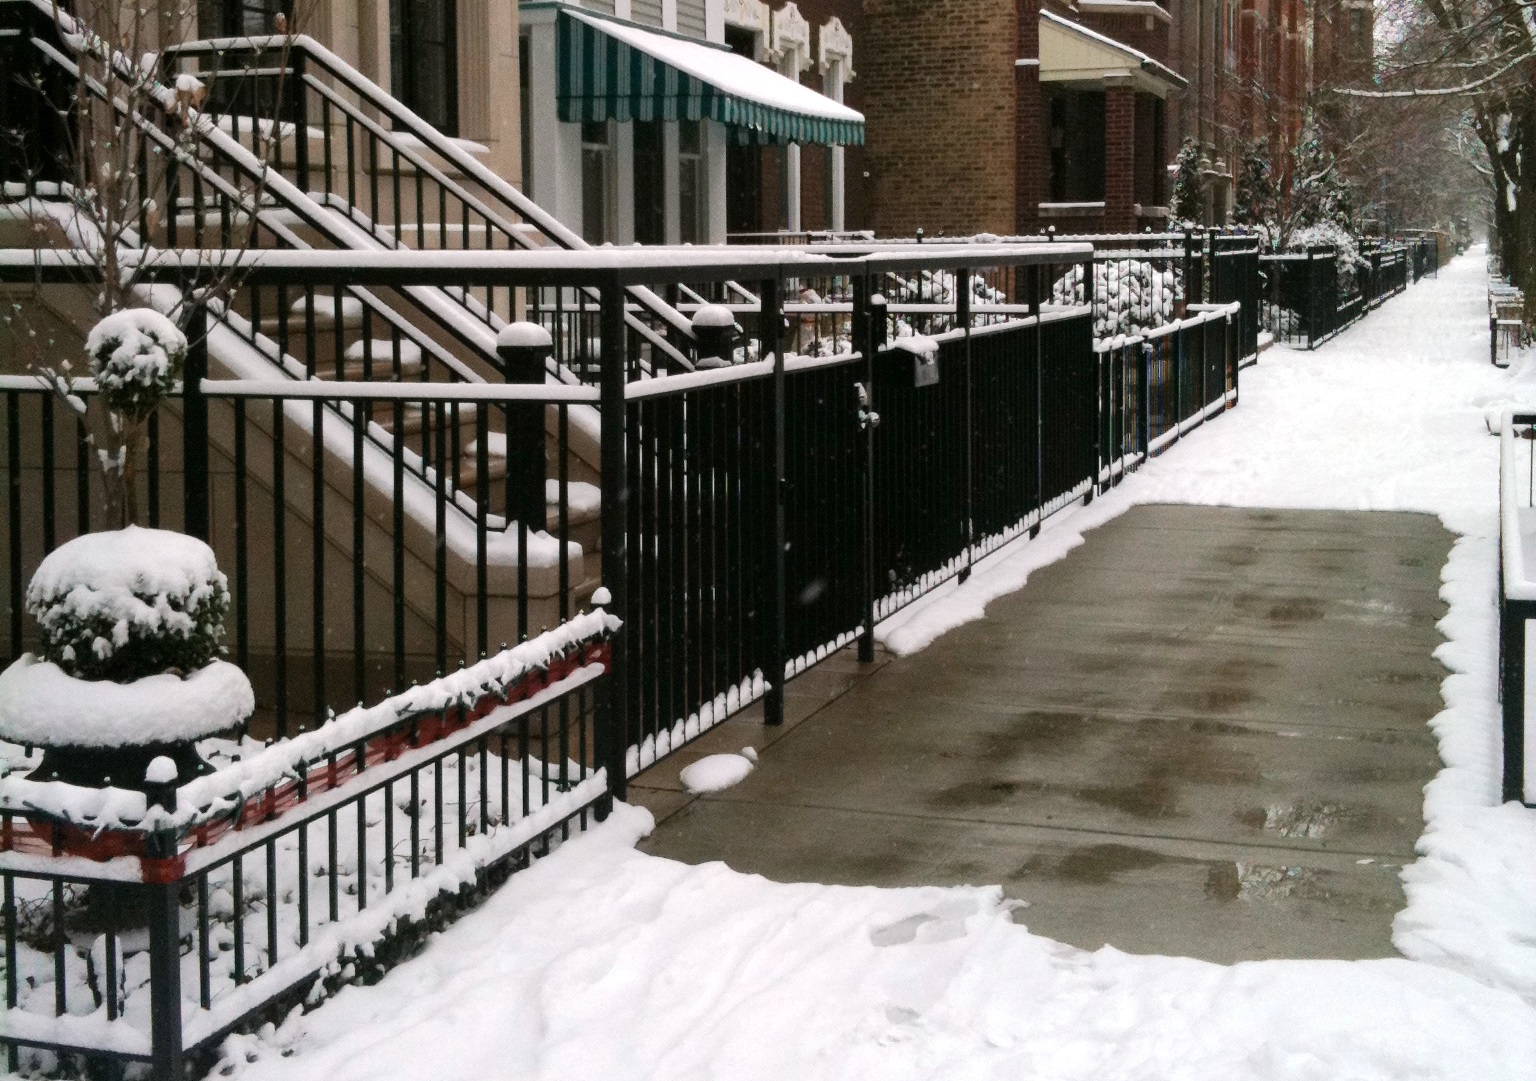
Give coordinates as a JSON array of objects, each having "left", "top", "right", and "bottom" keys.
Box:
[
  {"left": 24, "top": 526, "right": 230, "bottom": 682},
  {"left": 1052, "top": 259, "right": 1179, "bottom": 339},
  {"left": 84, "top": 307, "right": 187, "bottom": 422},
  {"left": 1286, "top": 221, "right": 1368, "bottom": 294},
  {"left": 1169, "top": 138, "right": 1203, "bottom": 226}
]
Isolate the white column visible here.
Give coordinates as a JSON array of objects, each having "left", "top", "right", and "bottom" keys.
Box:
[
  {"left": 526, "top": 18, "right": 583, "bottom": 234},
  {"left": 662, "top": 0, "right": 677, "bottom": 31},
  {"left": 663, "top": 122, "right": 681, "bottom": 244},
  {"left": 826, "top": 60, "right": 845, "bottom": 231},
  {"left": 706, "top": 120, "right": 728, "bottom": 244},
  {"left": 780, "top": 55, "right": 801, "bottom": 234},
  {"left": 705, "top": 0, "right": 724, "bottom": 42},
  {"left": 614, "top": 0, "right": 633, "bottom": 19},
  {"left": 615, "top": 123, "right": 636, "bottom": 244}
]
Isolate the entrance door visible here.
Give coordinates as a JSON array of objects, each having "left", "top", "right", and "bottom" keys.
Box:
[{"left": 390, "top": 0, "right": 458, "bottom": 135}]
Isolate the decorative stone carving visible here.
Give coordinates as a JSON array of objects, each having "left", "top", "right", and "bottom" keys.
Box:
[
  {"left": 769, "top": 2, "right": 812, "bottom": 71},
  {"left": 723, "top": 0, "right": 770, "bottom": 34},
  {"left": 818, "top": 15, "right": 853, "bottom": 79}
]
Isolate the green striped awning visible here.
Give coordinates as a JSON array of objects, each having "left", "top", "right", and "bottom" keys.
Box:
[{"left": 556, "top": 8, "right": 865, "bottom": 146}]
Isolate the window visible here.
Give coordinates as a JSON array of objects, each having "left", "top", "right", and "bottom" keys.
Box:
[
  {"left": 633, "top": 121, "right": 666, "bottom": 245},
  {"left": 678, "top": 120, "right": 704, "bottom": 245},
  {"left": 200, "top": 0, "right": 287, "bottom": 37},
  {"left": 390, "top": 0, "right": 458, "bottom": 134},
  {"left": 581, "top": 121, "right": 613, "bottom": 245},
  {"left": 1046, "top": 90, "right": 1106, "bottom": 203}
]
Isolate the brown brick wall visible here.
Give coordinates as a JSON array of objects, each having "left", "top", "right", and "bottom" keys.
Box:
[
  {"left": 1105, "top": 84, "right": 1136, "bottom": 232},
  {"left": 1015, "top": 0, "right": 1044, "bottom": 235},
  {"left": 862, "top": 0, "right": 1018, "bottom": 238}
]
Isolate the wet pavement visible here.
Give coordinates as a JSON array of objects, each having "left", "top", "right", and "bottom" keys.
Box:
[{"left": 632, "top": 505, "right": 1453, "bottom": 963}]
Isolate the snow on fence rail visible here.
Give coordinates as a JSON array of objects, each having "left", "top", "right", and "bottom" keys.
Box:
[
  {"left": 1496, "top": 412, "right": 1536, "bottom": 807},
  {"left": 0, "top": 618, "right": 616, "bottom": 1079}
]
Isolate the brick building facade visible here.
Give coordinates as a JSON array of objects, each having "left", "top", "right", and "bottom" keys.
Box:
[
  {"left": 859, "top": 0, "right": 1184, "bottom": 239},
  {"left": 1171, "top": 0, "right": 1372, "bottom": 224}
]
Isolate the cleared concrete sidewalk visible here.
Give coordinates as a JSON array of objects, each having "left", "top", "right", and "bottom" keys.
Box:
[{"left": 633, "top": 504, "right": 1452, "bottom": 963}]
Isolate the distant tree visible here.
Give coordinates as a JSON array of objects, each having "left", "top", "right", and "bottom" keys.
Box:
[
  {"left": 1331, "top": 0, "right": 1535, "bottom": 324},
  {"left": 1169, "top": 138, "right": 1204, "bottom": 226},
  {"left": 1234, "top": 137, "right": 1277, "bottom": 231},
  {"left": 1277, "top": 114, "right": 1354, "bottom": 245}
]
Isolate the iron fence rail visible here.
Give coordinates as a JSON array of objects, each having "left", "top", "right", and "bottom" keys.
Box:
[
  {"left": 1259, "top": 241, "right": 1420, "bottom": 349},
  {"left": 1, "top": 242, "right": 1243, "bottom": 1079}
]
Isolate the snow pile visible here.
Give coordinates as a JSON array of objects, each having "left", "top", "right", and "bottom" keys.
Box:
[
  {"left": 0, "top": 654, "right": 253, "bottom": 748},
  {"left": 83, "top": 307, "right": 186, "bottom": 420},
  {"left": 889, "top": 333, "right": 939, "bottom": 362},
  {"left": 1051, "top": 259, "right": 1178, "bottom": 339},
  {"left": 679, "top": 749, "right": 756, "bottom": 794},
  {"left": 24, "top": 526, "right": 229, "bottom": 683},
  {"left": 495, "top": 320, "right": 554, "bottom": 349},
  {"left": 211, "top": 804, "right": 1536, "bottom": 1081}
]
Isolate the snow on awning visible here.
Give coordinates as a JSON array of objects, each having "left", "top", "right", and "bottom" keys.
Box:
[
  {"left": 1037, "top": 11, "right": 1187, "bottom": 98},
  {"left": 556, "top": 8, "right": 865, "bottom": 146}
]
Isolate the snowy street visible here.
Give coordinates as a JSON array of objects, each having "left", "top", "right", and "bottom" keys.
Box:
[{"left": 205, "top": 249, "right": 1536, "bottom": 1080}]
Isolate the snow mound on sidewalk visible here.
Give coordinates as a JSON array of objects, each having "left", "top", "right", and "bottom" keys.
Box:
[
  {"left": 218, "top": 805, "right": 1536, "bottom": 1081},
  {"left": 679, "top": 752, "right": 755, "bottom": 794}
]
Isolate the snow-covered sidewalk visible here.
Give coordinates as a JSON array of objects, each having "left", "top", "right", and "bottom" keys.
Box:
[{"left": 211, "top": 249, "right": 1536, "bottom": 1080}]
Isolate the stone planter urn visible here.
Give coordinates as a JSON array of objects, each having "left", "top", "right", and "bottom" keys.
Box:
[{"left": 0, "top": 526, "right": 253, "bottom": 792}]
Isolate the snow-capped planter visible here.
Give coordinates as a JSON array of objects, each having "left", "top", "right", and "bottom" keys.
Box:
[{"left": 0, "top": 527, "right": 251, "bottom": 790}]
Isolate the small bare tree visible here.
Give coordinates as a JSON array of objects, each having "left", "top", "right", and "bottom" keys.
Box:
[{"left": 2, "top": 0, "right": 309, "bottom": 525}]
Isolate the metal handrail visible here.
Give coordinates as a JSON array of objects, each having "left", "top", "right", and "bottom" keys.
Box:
[{"left": 161, "top": 32, "right": 714, "bottom": 359}]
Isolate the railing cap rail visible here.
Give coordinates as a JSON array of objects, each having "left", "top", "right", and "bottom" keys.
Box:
[{"left": 0, "top": 244, "right": 1092, "bottom": 288}]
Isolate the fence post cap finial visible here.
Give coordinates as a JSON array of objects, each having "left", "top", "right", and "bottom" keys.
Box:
[{"left": 496, "top": 321, "right": 553, "bottom": 352}]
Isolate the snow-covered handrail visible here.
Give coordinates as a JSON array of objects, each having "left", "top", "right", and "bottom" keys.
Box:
[
  {"left": 0, "top": 611, "right": 618, "bottom": 844},
  {"left": 1500, "top": 412, "right": 1536, "bottom": 602},
  {"left": 161, "top": 31, "right": 708, "bottom": 347}
]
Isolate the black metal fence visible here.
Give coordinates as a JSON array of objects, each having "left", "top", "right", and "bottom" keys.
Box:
[
  {"left": 1260, "top": 240, "right": 1416, "bottom": 348},
  {"left": 1, "top": 242, "right": 1245, "bottom": 1079}
]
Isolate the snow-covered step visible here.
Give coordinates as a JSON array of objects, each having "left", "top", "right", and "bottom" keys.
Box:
[
  {"left": 338, "top": 338, "right": 424, "bottom": 380},
  {"left": 378, "top": 401, "right": 481, "bottom": 438}
]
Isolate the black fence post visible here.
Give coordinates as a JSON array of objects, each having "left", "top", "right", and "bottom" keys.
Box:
[
  {"left": 854, "top": 274, "right": 877, "bottom": 664},
  {"left": 1305, "top": 248, "right": 1318, "bottom": 348},
  {"left": 1501, "top": 595, "right": 1527, "bottom": 804},
  {"left": 597, "top": 277, "right": 628, "bottom": 808},
  {"left": 496, "top": 327, "right": 549, "bottom": 540},
  {"left": 1138, "top": 341, "right": 1152, "bottom": 459},
  {"left": 146, "top": 829, "right": 184, "bottom": 1081},
  {"left": 763, "top": 277, "right": 787, "bottom": 726},
  {"left": 182, "top": 302, "right": 210, "bottom": 541},
  {"left": 291, "top": 49, "right": 309, "bottom": 196},
  {"left": 958, "top": 267, "right": 976, "bottom": 572}
]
